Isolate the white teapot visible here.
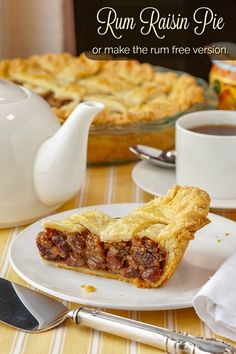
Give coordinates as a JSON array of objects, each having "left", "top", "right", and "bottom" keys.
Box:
[{"left": 0, "top": 80, "right": 104, "bottom": 228}]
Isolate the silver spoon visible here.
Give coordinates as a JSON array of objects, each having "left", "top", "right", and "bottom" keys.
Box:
[{"left": 129, "top": 144, "right": 176, "bottom": 168}]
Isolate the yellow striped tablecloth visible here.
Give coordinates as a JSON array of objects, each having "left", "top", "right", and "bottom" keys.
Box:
[{"left": 1, "top": 163, "right": 236, "bottom": 354}]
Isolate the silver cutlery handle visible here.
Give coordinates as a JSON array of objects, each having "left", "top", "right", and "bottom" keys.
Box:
[{"left": 73, "top": 308, "right": 236, "bottom": 354}]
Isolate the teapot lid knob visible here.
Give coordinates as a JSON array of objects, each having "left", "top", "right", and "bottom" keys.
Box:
[{"left": 0, "top": 80, "right": 27, "bottom": 104}]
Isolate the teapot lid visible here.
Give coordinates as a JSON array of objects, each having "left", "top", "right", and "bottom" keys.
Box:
[{"left": 0, "top": 80, "right": 27, "bottom": 104}]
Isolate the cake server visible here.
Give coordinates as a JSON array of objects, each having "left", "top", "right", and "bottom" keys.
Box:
[
  {"left": 0, "top": 277, "right": 235, "bottom": 354},
  {"left": 129, "top": 144, "right": 176, "bottom": 168}
]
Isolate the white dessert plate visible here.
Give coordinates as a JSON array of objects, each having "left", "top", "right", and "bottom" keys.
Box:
[
  {"left": 10, "top": 203, "right": 236, "bottom": 311},
  {"left": 132, "top": 161, "right": 236, "bottom": 210}
]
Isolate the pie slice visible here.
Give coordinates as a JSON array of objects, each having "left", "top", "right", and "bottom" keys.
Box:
[{"left": 36, "top": 186, "right": 210, "bottom": 288}]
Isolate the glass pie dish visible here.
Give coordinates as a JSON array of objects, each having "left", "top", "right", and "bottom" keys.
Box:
[
  {"left": 87, "top": 73, "right": 218, "bottom": 165},
  {"left": 0, "top": 53, "right": 218, "bottom": 165}
]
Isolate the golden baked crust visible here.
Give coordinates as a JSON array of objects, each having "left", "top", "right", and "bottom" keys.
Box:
[
  {"left": 0, "top": 53, "right": 204, "bottom": 126},
  {"left": 38, "top": 185, "right": 210, "bottom": 288}
]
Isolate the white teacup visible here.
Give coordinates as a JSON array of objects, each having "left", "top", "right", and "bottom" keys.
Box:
[{"left": 176, "top": 110, "right": 236, "bottom": 200}]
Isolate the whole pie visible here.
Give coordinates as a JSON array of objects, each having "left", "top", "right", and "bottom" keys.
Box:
[
  {"left": 36, "top": 185, "right": 210, "bottom": 288},
  {"left": 0, "top": 53, "right": 204, "bottom": 126}
]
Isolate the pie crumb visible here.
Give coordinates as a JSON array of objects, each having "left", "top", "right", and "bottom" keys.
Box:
[
  {"left": 217, "top": 239, "right": 222, "bottom": 243},
  {"left": 225, "top": 232, "right": 230, "bottom": 236},
  {"left": 80, "top": 285, "right": 96, "bottom": 293}
]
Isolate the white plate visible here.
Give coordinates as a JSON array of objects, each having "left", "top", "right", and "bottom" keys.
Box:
[
  {"left": 132, "top": 161, "right": 236, "bottom": 210},
  {"left": 10, "top": 204, "right": 236, "bottom": 311}
]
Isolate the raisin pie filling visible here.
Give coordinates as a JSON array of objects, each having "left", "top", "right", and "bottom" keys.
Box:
[
  {"left": 35, "top": 186, "right": 210, "bottom": 288},
  {"left": 36, "top": 228, "right": 166, "bottom": 283},
  {"left": 44, "top": 92, "right": 72, "bottom": 108}
]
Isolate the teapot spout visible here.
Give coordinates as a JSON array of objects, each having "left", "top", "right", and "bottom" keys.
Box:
[{"left": 34, "top": 101, "right": 104, "bottom": 206}]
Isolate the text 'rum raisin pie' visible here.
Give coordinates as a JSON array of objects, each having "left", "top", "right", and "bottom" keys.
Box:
[{"left": 36, "top": 185, "right": 210, "bottom": 288}]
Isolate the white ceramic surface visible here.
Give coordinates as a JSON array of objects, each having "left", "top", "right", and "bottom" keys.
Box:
[
  {"left": 132, "top": 161, "right": 236, "bottom": 209},
  {"left": 176, "top": 110, "right": 236, "bottom": 200},
  {"left": 0, "top": 79, "right": 104, "bottom": 227},
  {"left": 34, "top": 102, "right": 103, "bottom": 206},
  {"left": 10, "top": 203, "right": 236, "bottom": 310}
]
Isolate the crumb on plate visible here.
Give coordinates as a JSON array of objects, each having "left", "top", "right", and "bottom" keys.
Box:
[
  {"left": 225, "top": 232, "right": 230, "bottom": 236},
  {"left": 217, "top": 239, "right": 222, "bottom": 243},
  {"left": 80, "top": 284, "right": 97, "bottom": 293}
]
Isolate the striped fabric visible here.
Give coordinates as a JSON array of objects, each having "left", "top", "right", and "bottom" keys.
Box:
[{"left": 0, "top": 163, "right": 236, "bottom": 354}]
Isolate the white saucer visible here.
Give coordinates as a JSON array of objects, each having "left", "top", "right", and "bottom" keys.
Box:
[{"left": 132, "top": 161, "right": 236, "bottom": 210}]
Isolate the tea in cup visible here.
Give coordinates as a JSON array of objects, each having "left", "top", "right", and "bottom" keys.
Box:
[{"left": 176, "top": 110, "right": 236, "bottom": 199}]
